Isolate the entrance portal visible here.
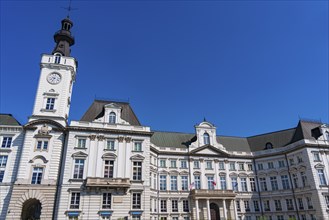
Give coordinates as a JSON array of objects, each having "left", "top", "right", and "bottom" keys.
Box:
[
  {"left": 21, "top": 198, "right": 42, "bottom": 220},
  {"left": 210, "top": 203, "right": 220, "bottom": 220}
]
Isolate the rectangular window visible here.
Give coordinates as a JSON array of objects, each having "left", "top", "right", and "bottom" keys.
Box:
[
  {"left": 259, "top": 177, "right": 267, "bottom": 191},
  {"left": 172, "top": 200, "right": 178, "bottom": 212},
  {"left": 194, "top": 161, "right": 200, "bottom": 169},
  {"left": 183, "top": 200, "right": 189, "bottom": 212},
  {"left": 206, "top": 161, "right": 212, "bottom": 169},
  {"left": 268, "top": 162, "right": 274, "bottom": 169},
  {"left": 218, "top": 161, "right": 225, "bottom": 170},
  {"left": 170, "top": 176, "right": 178, "bottom": 191},
  {"left": 258, "top": 163, "right": 263, "bottom": 170},
  {"left": 153, "top": 174, "right": 157, "bottom": 189},
  {"left": 46, "top": 98, "right": 55, "bottom": 110},
  {"left": 73, "top": 159, "right": 84, "bottom": 179},
  {"left": 229, "top": 162, "right": 235, "bottom": 171},
  {"left": 104, "top": 160, "right": 114, "bottom": 178},
  {"left": 274, "top": 200, "right": 282, "bottom": 211},
  {"left": 181, "top": 176, "right": 188, "bottom": 191},
  {"left": 0, "top": 155, "right": 8, "bottom": 167},
  {"left": 324, "top": 195, "right": 329, "bottom": 208},
  {"left": 0, "top": 170, "right": 4, "bottom": 182},
  {"left": 132, "top": 216, "right": 141, "bottom": 220},
  {"left": 134, "top": 141, "right": 142, "bottom": 152},
  {"left": 301, "top": 215, "right": 306, "bottom": 220},
  {"left": 297, "top": 156, "right": 303, "bottom": 163},
  {"left": 170, "top": 160, "right": 177, "bottom": 168},
  {"left": 313, "top": 152, "right": 321, "bottom": 161},
  {"left": 270, "top": 176, "right": 278, "bottom": 191},
  {"left": 253, "top": 200, "right": 260, "bottom": 212},
  {"left": 300, "top": 172, "right": 307, "bottom": 187},
  {"left": 31, "top": 167, "right": 43, "bottom": 184},
  {"left": 236, "top": 200, "right": 241, "bottom": 211},
  {"left": 298, "top": 198, "right": 304, "bottom": 210},
  {"left": 102, "top": 193, "right": 111, "bottom": 209},
  {"left": 241, "top": 178, "right": 248, "bottom": 192},
  {"left": 250, "top": 178, "right": 256, "bottom": 191},
  {"left": 317, "top": 169, "right": 327, "bottom": 185},
  {"left": 244, "top": 200, "right": 250, "bottom": 212},
  {"left": 289, "top": 158, "right": 295, "bottom": 166},
  {"left": 180, "top": 160, "right": 187, "bottom": 169},
  {"left": 207, "top": 176, "right": 215, "bottom": 190},
  {"left": 160, "top": 175, "right": 167, "bottom": 191},
  {"left": 160, "top": 159, "right": 166, "bottom": 168},
  {"left": 278, "top": 160, "right": 285, "bottom": 168},
  {"left": 132, "top": 193, "right": 141, "bottom": 209},
  {"left": 160, "top": 200, "right": 167, "bottom": 212},
  {"left": 247, "top": 164, "right": 253, "bottom": 171},
  {"left": 1, "top": 137, "right": 12, "bottom": 148},
  {"left": 77, "top": 138, "right": 86, "bottom": 148},
  {"left": 307, "top": 197, "right": 313, "bottom": 209},
  {"left": 70, "top": 192, "right": 80, "bottom": 209},
  {"left": 292, "top": 173, "right": 299, "bottom": 188},
  {"left": 286, "top": 199, "right": 294, "bottom": 210},
  {"left": 264, "top": 200, "right": 270, "bottom": 211},
  {"left": 281, "top": 175, "right": 290, "bottom": 190},
  {"left": 231, "top": 177, "right": 238, "bottom": 191},
  {"left": 106, "top": 139, "right": 115, "bottom": 150},
  {"left": 277, "top": 216, "right": 284, "bottom": 220},
  {"left": 133, "top": 161, "right": 142, "bottom": 180},
  {"left": 36, "top": 140, "right": 48, "bottom": 150},
  {"left": 238, "top": 163, "right": 244, "bottom": 171},
  {"left": 220, "top": 176, "right": 226, "bottom": 190},
  {"left": 194, "top": 175, "right": 201, "bottom": 189}
]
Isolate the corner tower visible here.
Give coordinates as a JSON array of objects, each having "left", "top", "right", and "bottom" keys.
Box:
[{"left": 30, "top": 17, "right": 77, "bottom": 126}]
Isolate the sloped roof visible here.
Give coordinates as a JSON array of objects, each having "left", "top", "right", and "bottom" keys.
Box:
[
  {"left": 151, "top": 131, "right": 195, "bottom": 148},
  {"left": 217, "top": 136, "right": 251, "bottom": 152},
  {"left": 80, "top": 100, "right": 141, "bottom": 126},
  {"left": 0, "top": 114, "right": 21, "bottom": 126}
]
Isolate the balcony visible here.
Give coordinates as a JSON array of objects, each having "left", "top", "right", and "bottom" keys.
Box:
[
  {"left": 85, "top": 177, "right": 131, "bottom": 189},
  {"left": 190, "top": 189, "right": 236, "bottom": 199}
]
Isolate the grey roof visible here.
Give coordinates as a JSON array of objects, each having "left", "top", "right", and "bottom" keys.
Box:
[
  {"left": 80, "top": 100, "right": 141, "bottom": 126},
  {"left": 0, "top": 114, "right": 21, "bottom": 126},
  {"left": 151, "top": 120, "right": 326, "bottom": 152}
]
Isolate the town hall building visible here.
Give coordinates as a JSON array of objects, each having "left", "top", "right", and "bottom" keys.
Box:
[{"left": 0, "top": 16, "right": 329, "bottom": 220}]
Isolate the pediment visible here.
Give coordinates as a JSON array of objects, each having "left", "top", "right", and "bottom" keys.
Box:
[
  {"left": 72, "top": 151, "right": 88, "bottom": 158},
  {"left": 314, "top": 163, "right": 325, "bottom": 169},
  {"left": 130, "top": 154, "right": 145, "bottom": 161},
  {"left": 104, "top": 103, "right": 121, "bottom": 109},
  {"left": 102, "top": 152, "right": 117, "bottom": 159},
  {"left": 190, "top": 145, "right": 228, "bottom": 156},
  {"left": 29, "top": 155, "right": 48, "bottom": 164}
]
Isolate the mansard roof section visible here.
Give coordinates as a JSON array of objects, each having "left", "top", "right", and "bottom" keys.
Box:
[
  {"left": 151, "top": 131, "right": 195, "bottom": 148},
  {"left": 0, "top": 114, "right": 21, "bottom": 126},
  {"left": 217, "top": 136, "right": 251, "bottom": 152},
  {"left": 290, "top": 120, "right": 324, "bottom": 143},
  {"left": 80, "top": 99, "right": 141, "bottom": 126}
]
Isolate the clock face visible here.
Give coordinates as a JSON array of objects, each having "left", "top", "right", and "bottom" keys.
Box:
[{"left": 47, "top": 73, "right": 61, "bottom": 84}]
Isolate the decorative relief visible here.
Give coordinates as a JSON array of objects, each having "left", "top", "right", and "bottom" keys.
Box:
[
  {"left": 38, "top": 124, "right": 50, "bottom": 135},
  {"left": 89, "top": 135, "right": 96, "bottom": 140},
  {"left": 118, "top": 136, "right": 124, "bottom": 143},
  {"left": 97, "top": 135, "right": 105, "bottom": 141},
  {"left": 125, "top": 137, "right": 132, "bottom": 143}
]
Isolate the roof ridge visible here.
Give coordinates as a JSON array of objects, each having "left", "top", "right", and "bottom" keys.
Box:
[
  {"left": 152, "top": 130, "right": 195, "bottom": 135},
  {"left": 247, "top": 127, "right": 296, "bottom": 138}
]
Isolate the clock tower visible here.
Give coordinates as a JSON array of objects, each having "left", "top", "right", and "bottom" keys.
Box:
[{"left": 30, "top": 17, "right": 77, "bottom": 126}]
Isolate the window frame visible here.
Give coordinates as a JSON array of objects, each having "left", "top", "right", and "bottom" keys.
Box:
[{"left": 31, "top": 166, "right": 44, "bottom": 184}]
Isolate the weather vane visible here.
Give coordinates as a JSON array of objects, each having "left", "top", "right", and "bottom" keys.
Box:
[{"left": 62, "top": 0, "right": 77, "bottom": 18}]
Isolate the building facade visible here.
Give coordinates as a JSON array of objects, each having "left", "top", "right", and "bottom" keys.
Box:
[{"left": 0, "top": 17, "right": 329, "bottom": 220}]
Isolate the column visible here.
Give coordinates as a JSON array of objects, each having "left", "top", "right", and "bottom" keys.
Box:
[
  {"left": 233, "top": 199, "right": 238, "bottom": 219},
  {"left": 223, "top": 199, "right": 227, "bottom": 219},
  {"left": 206, "top": 199, "right": 211, "bottom": 220},
  {"left": 195, "top": 199, "right": 200, "bottom": 220}
]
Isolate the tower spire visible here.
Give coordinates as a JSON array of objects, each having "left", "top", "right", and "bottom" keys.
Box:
[{"left": 52, "top": 17, "right": 75, "bottom": 57}]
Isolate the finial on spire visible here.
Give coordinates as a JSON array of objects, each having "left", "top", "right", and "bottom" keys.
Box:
[
  {"left": 62, "top": 0, "right": 77, "bottom": 18},
  {"left": 203, "top": 117, "right": 207, "bottom": 122}
]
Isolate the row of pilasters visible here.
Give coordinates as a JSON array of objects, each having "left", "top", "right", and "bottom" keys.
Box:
[{"left": 193, "top": 199, "right": 237, "bottom": 220}]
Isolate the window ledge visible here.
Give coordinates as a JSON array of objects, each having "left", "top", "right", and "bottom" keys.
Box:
[
  {"left": 0, "top": 148, "right": 11, "bottom": 152},
  {"left": 69, "top": 178, "right": 84, "bottom": 182},
  {"left": 132, "top": 150, "right": 143, "bottom": 153},
  {"left": 104, "top": 149, "right": 116, "bottom": 151},
  {"left": 40, "top": 109, "right": 56, "bottom": 112},
  {"left": 131, "top": 180, "right": 144, "bottom": 184},
  {"left": 74, "top": 147, "right": 87, "bottom": 150}
]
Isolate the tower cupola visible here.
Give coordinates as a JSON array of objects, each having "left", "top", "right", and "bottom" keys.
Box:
[{"left": 52, "top": 17, "right": 75, "bottom": 57}]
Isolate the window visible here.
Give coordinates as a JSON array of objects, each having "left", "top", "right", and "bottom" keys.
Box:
[
  {"left": 180, "top": 160, "right": 187, "bottom": 169},
  {"left": 132, "top": 193, "right": 141, "bottom": 209},
  {"left": 289, "top": 158, "right": 295, "bottom": 166},
  {"left": 241, "top": 178, "right": 247, "bottom": 192},
  {"left": 132, "top": 216, "right": 141, "bottom": 220},
  {"left": 54, "top": 54, "right": 61, "bottom": 64},
  {"left": 194, "top": 161, "right": 200, "bottom": 169},
  {"left": 160, "top": 200, "right": 167, "bottom": 212},
  {"left": 238, "top": 163, "right": 244, "bottom": 171},
  {"left": 257, "top": 163, "right": 263, "bottom": 170},
  {"left": 172, "top": 200, "right": 178, "bottom": 212},
  {"left": 264, "top": 200, "right": 270, "bottom": 211},
  {"left": 301, "top": 215, "right": 306, "bottom": 220},
  {"left": 297, "top": 156, "right": 303, "bottom": 163},
  {"left": 160, "top": 175, "right": 167, "bottom": 191},
  {"left": 313, "top": 152, "right": 321, "bottom": 161},
  {"left": 324, "top": 195, "right": 329, "bottom": 208},
  {"left": 31, "top": 167, "right": 43, "bottom": 184},
  {"left": 194, "top": 175, "right": 201, "bottom": 189},
  {"left": 170, "top": 160, "right": 177, "bottom": 168},
  {"left": 317, "top": 169, "right": 327, "bottom": 185},
  {"left": 45, "top": 98, "right": 55, "bottom": 110},
  {"left": 134, "top": 141, "right": 142, "bottom": 152},
  {"left": 73, "top": 159, "right": 84, "bottom": 179},
  {"left": 153, "top": 174, "right": 157, "bottom": 189},
  {"left": 244, "top": 200, "right": 250, "bottom": 212},
  {"left": 253, "top": 200, "right": 260, "bottom": 212},
  {"left": 219, "top": 161, "right": 225, "bottom": 170},
  {"left": 220, "top": 176, "right": 226, "bottom": 190},
  {"left": 109, "top": 112, "right": 116, "bottom": 124},
  {"left": 270, "top": 176, "right": 278, "bottom": 191},
  {"left": 274, "top": 200, "right": 282, "bottom": 211},
  {"left": 259, "top": 177, "right": 267, "bottom": 191},
  {"left": 268, "top": 162, "right": 274, "bottom": 169},
  {"left": 236, "top": 200, "right": 241, "bottom": 211},
  {"left": 77, "top": 138, "right": 86, "bottom": 148},
  {"left": 133, "top": 162, "right": 142, "bottom": 180},
  {"left": 70, "top": 192, "right": 80, "bottom": 209},
  {"left": 286, "top": 199, "right": 294, "bottom": 210},
  {"left": 206, "top": 161, "right": 212, "bottom": 169},
  {"left": 298, "top": 198, "right": 304, "bottom": 210},
  {"left": 281, "top": 175, "right": 290, "bottom": 190},
  {"left": 229, "top": 162, "right": 235, "bottom": 171},
  {"left": 203, "top": 132, "right": 210, "bottom": 145},
  {"left": 1, "top": 137, "right": 12, "bottom": 148},
  {"left": 307, "top": 197, "right": 313, "bottom": 209},
  {"left": 231, "top": 177, "right": 238, "bottom": 191},
  {"left": 247, "top": 164, "right": 253, "bottom": 171},
  {"left": 106, "top": 139, "right": 115, "bottom": 150},
  {"left": 170, "top": 176, "right": 178, "bottom": 191},
  {"left": 160, "top": 159, "right": 166, "bottom": 168},
  {"left": 36, "top": 140, "right": 48, "bottom": 150},
  {"left": 292, "top": 173, "right": 299, "bottom": 188},
  {"left": 0, "top": 170, "right": 4, "bottom": 182},
  {"left": 277, "top": 216, "right": 284, "bottom": 220},
  {"left": 0, "top": 155, "right": 8, "bottom": 167},
  {"left": 301, "top": 172, "right": 308, "bottom": 187},
  {"left": 250, "top": 178, "right": 256, "bottom": 191},
  {"left": 278, "top": 160, "right": 285, "bottom": 168},
  {"left": 310, "top": 214, "right": 316, "bottom": 220},
  {"left": 207, "top": 176, "right": 215, "bottom": 190},
  {"left": 104, "top": 160, "right": 114, "bottom": 178},
  {"left": 181, "top": 176, "right": 188, "bottom": 191},
  {"left": 183, "top": 200, "right": 189, "bottom": 212},
  {"left": 102, "top": 193, "right": 111, "bottom": 209}
]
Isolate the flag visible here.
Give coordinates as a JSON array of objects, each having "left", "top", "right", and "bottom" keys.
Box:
[
  {"left": 189, "top": 182, "right": 195, "bottom": 190},
  {"left": 212, "top": 181, "right": 217, "bottom": 186}
]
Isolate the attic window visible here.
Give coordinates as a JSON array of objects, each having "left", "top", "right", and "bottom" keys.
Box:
[
  {"left": 265, "top": 142, "right": 273, "bottom": 150},
  {"left": 203, "top": 132, "right": 210, "bottom": 145},
  {"left": 109, "top": 112, "right": 116, "bottom": 124}
]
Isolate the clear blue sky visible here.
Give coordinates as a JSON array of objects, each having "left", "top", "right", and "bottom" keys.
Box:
[{"left": 1, "top": 0, "right": 328, "bottom": 137}]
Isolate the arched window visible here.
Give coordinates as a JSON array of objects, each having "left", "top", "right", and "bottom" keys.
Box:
[
  {"left": 109, "top": 112, "right": 116, "bottom": 124},
  {"left": 203, "top": 132, "right": 210, "bottom": 145}
]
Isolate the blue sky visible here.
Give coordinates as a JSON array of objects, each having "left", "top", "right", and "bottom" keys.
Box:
[{"left": 0, "top": 0, "right": 328, "bottom": 137}]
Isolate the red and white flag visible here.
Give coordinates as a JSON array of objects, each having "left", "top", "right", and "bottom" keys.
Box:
[
  {"left": 212, "top": 181, "right": 217, "bottom": 186},
  {"left": 189, "top": 182, "right": 195, "bottom": 190}
]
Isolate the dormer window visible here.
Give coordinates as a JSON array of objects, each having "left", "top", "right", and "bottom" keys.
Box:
[
  {"left": 265, "top": 142, "right": 273, "bottom": 150},
  {"left": 203, "top": 132, "right": 210, "bottom": 145},
  {"left": 109, "top": 112, "right": 116, "bottom": 124}
]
